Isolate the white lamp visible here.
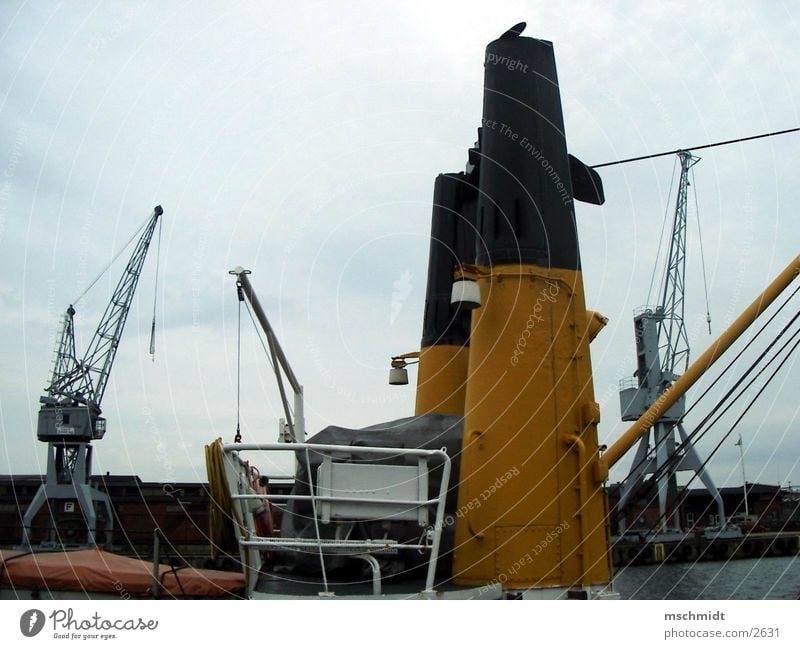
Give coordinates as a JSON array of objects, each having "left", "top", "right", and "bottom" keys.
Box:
[{"left": 450, "top": 279, "right": 481, "bottom": 310}]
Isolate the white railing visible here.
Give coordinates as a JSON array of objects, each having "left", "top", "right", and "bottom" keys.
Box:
[{"left": 220, "top": 441, "right": 451, "bottom": 597}]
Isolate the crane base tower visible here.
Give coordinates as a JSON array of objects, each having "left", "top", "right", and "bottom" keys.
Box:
[{"left": 21, "top": 441, "right": 111, "bottom": 548}]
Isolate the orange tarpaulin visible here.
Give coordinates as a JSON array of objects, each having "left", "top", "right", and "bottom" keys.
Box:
[{"left": 0, "top": 548, "right": 244, "bottom": 598}]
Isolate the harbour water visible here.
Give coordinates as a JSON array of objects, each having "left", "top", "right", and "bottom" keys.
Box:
[{"left": 613, "top": 556, "right": 800, "bottom": 599}]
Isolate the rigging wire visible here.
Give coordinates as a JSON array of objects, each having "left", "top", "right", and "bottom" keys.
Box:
[
  {"left": 149, "top": 216, "right": 163, "bottom": 361},
  {"left": 680, "top": 311, "right": 800, "bottom": 457},
  {"left": 72, "top": 213, "right": 150, "bottom": 306},
  {"left": 650, "top": 321, "right": 800, "bottom": 533},
  {"left": 691, "top": 163, "right": 712, "bottom": 334},
  {"left": 592, "top": 127, "right": 800, "bottom": 168},
  {"left": 242, "top": 299, "right": 295, "bottom": 436},
  {"left": 680, "top": 284, "right": 800, "bottom": 423},
  {"left": 646, "top": 155, "right": 678, "bottom": 307},
  {"left": 654, "top": 311, "right": 800, "bottom": 491},
  {"left": 244, "top": 300, "right": 276, "bottom": 376},
  {"left": 235, "top": 287, "right": 243, "bottom": 444}
]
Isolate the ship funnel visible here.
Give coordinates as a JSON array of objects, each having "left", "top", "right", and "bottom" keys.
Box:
[
  {"left": 452, "top": 26, "right": 611, "bottom": 592},
  {"left": 413, "top": 172, "right": 477, "bottom": 417}
]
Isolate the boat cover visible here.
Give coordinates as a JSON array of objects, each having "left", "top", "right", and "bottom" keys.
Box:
[
  {"left": 0, "top": 547, "right": 244, "bottom": 597},
  {"left": 274, "top": 413, "right": 463, "bottom": 578}
]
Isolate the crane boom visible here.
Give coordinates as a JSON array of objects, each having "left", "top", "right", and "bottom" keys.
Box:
[
  {"left": 658, "top": 151, "right": 698, "bottom": 378},
  {"left": 44, "top": 205, "right": 162, "bottom": 410},
  {"left": 229, "top": 267, "right": 305, "bottom": 443}
]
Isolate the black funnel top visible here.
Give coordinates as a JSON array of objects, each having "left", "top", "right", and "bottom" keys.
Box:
[
  {"left": 475, "top": 27, "right": 581, "bottom": 270},
  {"left": 420, "top": 173, "right": 477, "bottom": 348}
]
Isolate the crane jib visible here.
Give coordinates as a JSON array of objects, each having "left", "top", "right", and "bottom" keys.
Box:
[{"left": 37, "top": 205, "right": 162, "bottom": 442}]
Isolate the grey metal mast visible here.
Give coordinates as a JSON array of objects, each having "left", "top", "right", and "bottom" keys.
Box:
[
  {"left": 617, "top": 152, "right": 724, "bottom": 536},
  {"left": 21, "top": 206, "right": 162, "bottom": 548}
]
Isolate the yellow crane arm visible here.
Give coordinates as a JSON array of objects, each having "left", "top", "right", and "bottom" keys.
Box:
[{"left": 602, "top": 254, "right": 800, "bottom": 471}]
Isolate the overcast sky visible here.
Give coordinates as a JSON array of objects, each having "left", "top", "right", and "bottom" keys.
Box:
[{"left": 1, "top": 1, "right": 798, "bottom": 493}]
